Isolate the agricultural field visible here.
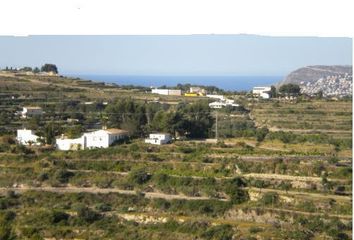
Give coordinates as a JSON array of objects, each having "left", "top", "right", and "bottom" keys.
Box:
[
  {"left": 250, "top": 100, "right": 352, "bottom": 139},
  {"left": 0, "top": 73, "right": 352, "bottom": 240}
]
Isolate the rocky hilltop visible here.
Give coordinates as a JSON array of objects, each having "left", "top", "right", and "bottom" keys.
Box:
[{"left": 278, "top": 65, "right": 352, "bottom": 97}]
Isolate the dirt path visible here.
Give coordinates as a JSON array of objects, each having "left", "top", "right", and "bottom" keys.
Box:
[
  {"left": 247, "top": 187, "right": 351, "bottom": 202},
  {"left": 0, "top": 186, "right": 224, "bottom": 201},
  {"left": 260, "top": 207, "right": 352, "bottom": 220},
  {"left": 243, "top": 141, "right": 290, "bottom": 152},
  {"left": 243, "top": 172, "right": 348, "bottom": 183},
  {"left": 268, "top": 126, "right": 352, "bottom": 134}
]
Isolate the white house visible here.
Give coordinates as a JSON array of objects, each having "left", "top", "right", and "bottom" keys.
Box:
[
  {"left": 252, "top": 87, "right": 271, "bottom": 99},
  {"left": 84, "top": 128, "right": 129, "bottom": 149},
  {"left": 55, "top": 128, "right": 129, "bottom": 151},
  {"left": 151, "top": 88, "right": 182, "bottom": 96},
  {"left": 21, "top": 106, "right": 43, "bottom": 118},
  {"left": 145, "top": 133, "right": 172, "bottom": 145},
  {"left": 16, "top": 129, "right": 42, "bottom": 146},
  {"left": 209, "top": 101, "right": 225, "bottom": 109},
  {"left": 56, "top": 135, "right": 85, "bottom": 151},
  {"left": 209, "top": 99, "right": 240, "bottom": 109}
]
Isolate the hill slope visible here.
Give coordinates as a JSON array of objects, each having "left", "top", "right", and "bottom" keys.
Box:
[{"left": 278, "top": 65, "right": 352, "bottom": 97}]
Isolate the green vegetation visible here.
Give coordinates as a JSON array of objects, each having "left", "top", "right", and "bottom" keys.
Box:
[
  {"left": 0, "top": 72, "right": 352, "bottom": 239},
  {"left": 278, "top": 83, "right": 301, "bottom": 96},
  {"left": 105, "top": 98, "right": 213, "bottom": 138},
  {"left": 41, "top": 63, "right": 58, "bottom": 73}
]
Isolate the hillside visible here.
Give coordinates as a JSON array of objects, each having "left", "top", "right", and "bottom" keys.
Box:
[
  {"left": 0, "top": 70, "right": 352, "bottom": 239},
  {"left": 278, "top": 65, "right": 352, "bottom": 97}
]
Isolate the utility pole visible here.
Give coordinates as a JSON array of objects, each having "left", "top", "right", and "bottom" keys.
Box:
[{"left": 215, "top": 111, "right": 218, "bottom": 141}]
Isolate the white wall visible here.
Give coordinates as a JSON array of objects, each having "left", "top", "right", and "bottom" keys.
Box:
[
  {"left": 56, "top": 136, "right": 85, "bottom": 150},
  {"left": 152, "top": 89, "right": 169, "bottom": 95},
  {"left": 83, "top": 130, "right": 127, "bottom": 149},
  {"left": 84, "top": 130, "right": 110, "bottom": 149},
  {"left": 16, "top": 129, "right": 41, "bottom": 145},
  {"left": 206, "top": 95, "right": 224, "bottom": 101},
  {"left": 152, "top": 89, "right": 181, "bottom": 96},
  {"left": 145, "top": 133, "right": 172, "bottom": 145},
  {"left": 252, "top": 87, "right": 271, "bottom": 95},
  {"left": 55, "top": 129, "right": 127, "bottom": 150},
  {"left": 167, "top": 89, "right": 182, "bottom": 96}
]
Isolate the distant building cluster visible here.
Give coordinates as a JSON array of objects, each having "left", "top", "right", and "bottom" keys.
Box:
[
  {"left": 299, "top": 74, "right": 352, "bottom": 97},
  {"left": 151, "top": 86, "right": 207, "bottom": 97},
  {"left": 16, "top": 128, "right": 174, "bottom": 150},
  {"left": 17, "top": 127, "right": 129, "bottom": 150}
]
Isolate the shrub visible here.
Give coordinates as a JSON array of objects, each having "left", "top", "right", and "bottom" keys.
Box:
[
  {"left": 224, "top": 181, "right": 249, "bottom": 204},
  {"left": 51, "top": 211, "right": 70, "bottom": 224},
  {"left": 201, "top": 224, "right": 234, "bottom": 240},
  {"left": 77, "top": 206, "right": 101, "bottom": 223},
  {"left": 129, "top": 169, "right": 151, "bottom": 185},
  {"left": 53, "top": 169, "right": 75, "bottom": 184},
  {"left": 37, "top": 172, "right": 49, "bottom": 182},
  {"left": 255, "top": 127, "right": 269, "bottom": 142},
  {"left": 249, "top": 226, "right": 263, "bottom": 234},
  {"left": 95, "top": 203, "right": 112, "bottom": 212},
  {"left": 260, "top": 192, "right": 279, "bottom": 205}
]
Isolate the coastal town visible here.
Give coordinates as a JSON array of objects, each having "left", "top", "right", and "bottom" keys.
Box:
[{"left": 299, "top": 73, "right": 352, "bottom": 97}]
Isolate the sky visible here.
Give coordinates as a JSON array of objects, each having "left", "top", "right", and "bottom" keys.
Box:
[{"left": 0, "top": 35, "right": 351, "bottom": 76}]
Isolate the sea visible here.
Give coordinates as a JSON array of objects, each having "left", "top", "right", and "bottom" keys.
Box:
[{"left": 64, "top": 74, "right": 283, "bottom": 91}]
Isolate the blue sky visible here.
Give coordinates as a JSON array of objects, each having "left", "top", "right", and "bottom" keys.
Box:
[{"left": 0, "top": 35, "right": 351, "bottom": 76}]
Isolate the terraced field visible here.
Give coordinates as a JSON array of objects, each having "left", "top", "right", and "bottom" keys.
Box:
[
  {"left": 0, "top": 73, "right": 352, "bottom": 239},
  {"left": 0, "top": 138, "right": 352, "bottom": 239},
  {"left": 250, "top": 100, "right": 352, "bottom": 139}
]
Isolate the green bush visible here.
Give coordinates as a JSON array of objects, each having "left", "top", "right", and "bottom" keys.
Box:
[
  {"left": 260, "top": 192, "right": 279, "bottom": 205},
  {"left": 201, "top": 224, "right": 234, "bottom": 240},
  {"left": 249, "top": 226, "right": 263, "bottom": 234},
  {"left": 51, "top": 211, "right": 70, "bottom": 224},
  {"left": 128, "top": 169, "right": 151, "bottom": 185},
  {"left": 76, "top": 206, "right": 101, "bottom": 224},
  {"left": 53, "top": 169, "right": 74, "bottom": 184}
]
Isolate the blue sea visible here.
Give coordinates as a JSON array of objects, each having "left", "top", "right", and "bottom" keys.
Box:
[{"left": 65, "top": 74, "right": 283, "bottom": 91}]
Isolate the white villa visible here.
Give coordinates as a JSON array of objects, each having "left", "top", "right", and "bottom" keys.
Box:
[
  {"left": 21, "top": 106, "right": 43, "bottom": 118},
  {"left": 145, "top": 133, "right": 172, "bottom": 145},
  {"left": 84, "top": 129, "right": 128, "bottom": 149},
  {"left": 209, "top": 98, "right": 239, "bottom": 109},
  {"left": 252, "top": 86, "right": 271, "bottom": 99},
  {"left": 56, "top": 128, "right": 129, "bottom": 151},
  {"left": 151, "top": 88, "right": 182, "bottom": 96},
  {"left": 16, "top": 129, "right": 42, "bottom": 146}
]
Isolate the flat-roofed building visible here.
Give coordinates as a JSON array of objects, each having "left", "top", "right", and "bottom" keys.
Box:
[
  {"left": 16, "top": 129, "right": 42, "bottom": 146},
  {"left": 252, "top": 86, "right": 271, "bottom": 99},
  {"left": 55, "top": 128, "right": 129, "bottom": 150},
  {"left": 145, "top": 133, "right": 172, "bottom": 145},
  {"left": 151, "top": 88, "right": 182, "bottom": 96},
  {"left": 21, "top": 106, "right": 43, "bottom": 118}
]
